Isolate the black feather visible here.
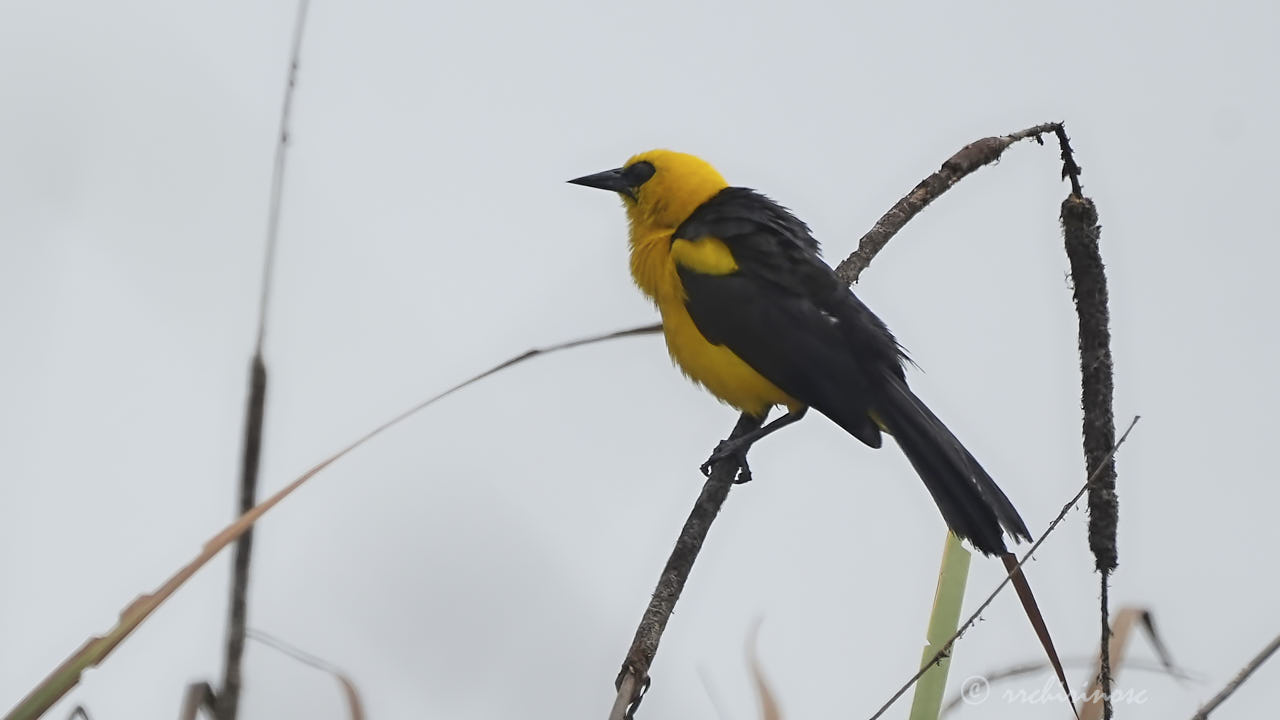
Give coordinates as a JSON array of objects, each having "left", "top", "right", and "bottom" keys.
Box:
[{"left": 674, "top": 187, "right": 1030, "bottom": 555}]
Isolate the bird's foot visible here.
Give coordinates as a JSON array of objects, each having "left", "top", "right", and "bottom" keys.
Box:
[{"left": 700, "top": 438, "right": 753, "bottom": 484}]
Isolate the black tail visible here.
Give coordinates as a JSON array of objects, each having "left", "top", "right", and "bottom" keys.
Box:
[{"left": 871, "top": 373, "right": 1031, "bottom": 556}]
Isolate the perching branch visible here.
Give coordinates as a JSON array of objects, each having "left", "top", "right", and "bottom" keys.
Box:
[
  {"left": 834, "top": 122, "right": 1064, "bottom": 285},
  {"left": 608, "top": 413, "right": 763, "bottom": 720},
  {"left": 608, "top": 121, "right": 1089, "bottom": 718},
  {"left": 1191, "top": 633, "right": 1280, "bottom": 720}
]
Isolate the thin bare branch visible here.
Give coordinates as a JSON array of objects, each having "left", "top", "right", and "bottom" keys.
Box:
[
  {"left": 254, "top": 0, "right": 310, "bottom": 355},
  {"left": 1191, "top": 633, "right": 1280, "bottom": 720},
  {"left": 248, "top": 629, "right": 365, "bottom": 720},
  {"left": 866, "top": 416, "right": 1140, "bottom": 720}
]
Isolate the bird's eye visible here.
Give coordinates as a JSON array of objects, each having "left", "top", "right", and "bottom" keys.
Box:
[{"left": 622, "top": 161, "right": 656, "bottom": 188}]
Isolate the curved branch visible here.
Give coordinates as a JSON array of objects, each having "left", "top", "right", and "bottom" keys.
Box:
[{"left": 835, "top": 122, "right": 1062, "bottom": 284}]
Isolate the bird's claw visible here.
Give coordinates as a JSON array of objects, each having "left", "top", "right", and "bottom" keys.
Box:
[{"left": 700, "top": 439, "right": 753, "bottom": 484}]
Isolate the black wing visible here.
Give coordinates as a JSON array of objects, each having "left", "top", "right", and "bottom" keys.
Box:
[
  {"left": 673, "top": 187, "right": 907, "bottom": 447},
  {"left": 674, "top": 187, "right": 1031, "bottom": 553}
]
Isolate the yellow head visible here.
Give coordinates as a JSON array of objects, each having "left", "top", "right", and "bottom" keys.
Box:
[{"left": 569, "top": 150, "right": 730, "bottom": 234}]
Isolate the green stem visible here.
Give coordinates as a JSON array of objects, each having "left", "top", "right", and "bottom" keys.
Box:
[{"left": 908, "top": 532, "right": 972, "bottom": 720}]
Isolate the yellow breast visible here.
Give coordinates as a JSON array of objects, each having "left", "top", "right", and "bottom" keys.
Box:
[{"left": 629, "top": 229, "right": 795, "bottom": 418}]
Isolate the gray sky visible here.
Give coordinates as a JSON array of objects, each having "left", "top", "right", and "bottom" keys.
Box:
[{"left": 2, "top": 2, "right": 1277, "bottom": 718}]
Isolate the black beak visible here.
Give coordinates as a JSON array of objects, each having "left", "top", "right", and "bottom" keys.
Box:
[{"left": 567, "top": 167, "right": 632, "bottom": 196}]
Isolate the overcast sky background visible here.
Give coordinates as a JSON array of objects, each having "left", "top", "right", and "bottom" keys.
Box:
[{"left": 3, "top": 2, "right": 1278, "bottom": 718}]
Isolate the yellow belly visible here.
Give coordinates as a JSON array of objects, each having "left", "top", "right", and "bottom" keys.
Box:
[
  {"left": 656, "top": 294, "right": 795, "bottom": 417},
  {"left": 628, "top": 228, "right": 796, "bottom": 417}
]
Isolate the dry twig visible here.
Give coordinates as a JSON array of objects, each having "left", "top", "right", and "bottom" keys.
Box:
[
  {"left": 1190, "top": 633, "right": 1280, "bottom": 719},
  {"left": 248, "top": 629, "right": 366, "bottom": 720}
]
